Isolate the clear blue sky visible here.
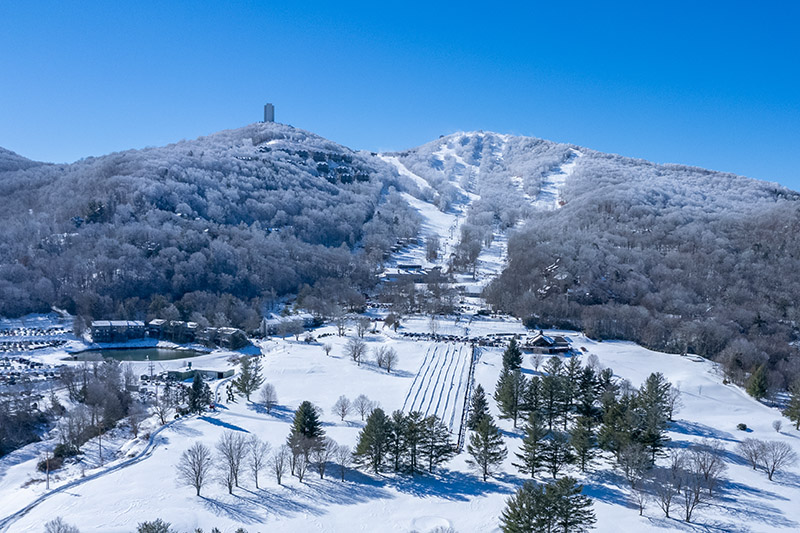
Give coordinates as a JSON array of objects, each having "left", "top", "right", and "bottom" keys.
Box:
[{"left": 2, "top": 1, "right": 798, "bottom": 188}]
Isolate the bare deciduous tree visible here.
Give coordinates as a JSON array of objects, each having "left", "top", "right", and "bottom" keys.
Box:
[
  {"left": 177, "top": 442, "right": 213, "bottom": 496},
  {"left": 618, "top": 442, "right": 650, "bottom": 489},
  {"left": 294, "top": 449, "right": 309, "bottom": 482},
  {"left": 271, "top": 445, "right": 290, "bottom": 485},
  {"left": 323, "top": 343, "right": 332, "bottom": 357},
  {"left": 332, "top": 395, "right": 351, "bottom": 421},
  {"left": 738, "top": 438, "right": 766, "bottom": 470},
  {"left": 353, "top": 394, "right": 373, "bottom": 421},
  {"left": 335, "top": 444, "right": 352, "bottom": 481},
  {"left": 259, "top": 383, "right": 277, "bottom": 413},
  {"left": 312, "top": 437, "right": 337, "bottom": 479},
  {"left": 128, "top": 402, "right": 147, "bottom": 438},
  {"left": 345, "top": 338, "right": 367, "bottom": 366},
  {"left": 356, "top": 317, "right": 371, "bottom": 338},
  {"left": 772, "top": 420, "right": 783, "bottom": 433},
  {"left": 690, "top": 439, "right": 727, "bottom": 496},
  {"left": 248, "top": 435, "right": 271, "bottom": 489},
  {"left": 760, "top": 440, "right": 798, "bottom": 481},
  {"left": 45, "top": 517, "right": 80, "bottom": 533},
  {"left": 216, "top": 431, "right": 248, "bottom": 493},
  {"left": 667, "top": 386, "right": 683, "bottom": 421},
  {"left": 152, "top": 388, "right": 174, "bottom": 425}
]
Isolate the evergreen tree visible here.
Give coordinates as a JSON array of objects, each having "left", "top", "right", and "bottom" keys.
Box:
[
  {"left": 562, "top": 356, "right": 583, "bottom": 428},
  {"left": 421, "top": 415, "right": 456, "bottom": 472},
  {"left": 522, "top": 375, "right": 542, "bottom": 415},
  {"left": 495, "top": 369, "right": 527, "bottom": 428},
  {"left": 467, "top": 384, "right": 491, "bottom": 430},
  {"left": 637, "top": 372, "right": 671, "bottom": 460},
  {"left": 232, "top": 356, "right": 264, "bottom": 401},
  {"left": 466, "top": 416, "right": 508, "bottom": 481},
  {"left": 403, "top": 411, "right": 425, "bottom": 473},
  {"left": 570, "top": 416, "right": 596, "bottom": 473},
  {"left": 597, "top": 393, "right": 637, "bottom": 459},
  {"left": 576, "top": 366, "right": 600, "bottom": 422},
  {"left": 353, "top": 407, "right": 391, "bottom": 473},
  {"left": 500, "top": 477, "right": 596, "bottom": 533},
  {"left": 503, "top": 337, "right": 523, "bottom": 371},
  {"left": 287, "top": 401, "right": 325, "bottom": 456},
  {"left": 543, "top": 431, "right": 574, "bottom": 479},
  {"left": 514, "top": 410, "right": 548, "bottom": 477},
  {"left": 388, "top": 410, "right": 407, "bottom": 472},
  {"left": 746, "top": 364, "right": 769, "bottom": 400},
  {"left": 187, "top": 372, "right": 211, "bottom": 414},
  {"left": 549, "top": 477, "right": 597, "bottom": 533},
  {"left": 784, "top": 380, "right": 800, "bottom": 430},
  {"left": 541, "top": 358, "right": 566, "bottom": 431},
  {"left": 500, "top": 481, "right": 549, "bottom": 533}
]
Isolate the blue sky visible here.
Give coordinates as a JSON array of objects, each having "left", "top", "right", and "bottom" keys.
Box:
[{"left": 1, "top": 1, "right": 798, "bottom": 188}]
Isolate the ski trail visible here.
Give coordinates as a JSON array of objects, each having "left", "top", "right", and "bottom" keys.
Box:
[
  {"left": 402, "top": 344, "right": 434, "bottom": 411},
  {"left": 532, "top": 149, "right": 583, "bottom": 211},
  {"left": 424, "top": 344, "right": 451, "bottom": 417},
  {"left": 434, "top": 343, "right": 459, "bottom": 421},
  {"left": 416, "top": 343, "right": 443, "bottom": 414},
  {"left": 409, "top": 345, "right": 439, "bottom": 412},
  {"left": 446, "top": 345, "right": 468, "bottom": 430}
]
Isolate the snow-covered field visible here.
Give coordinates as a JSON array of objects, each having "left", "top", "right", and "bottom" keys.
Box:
[{"left": 2, "top": 317, "right": 800, "bottom": 532}]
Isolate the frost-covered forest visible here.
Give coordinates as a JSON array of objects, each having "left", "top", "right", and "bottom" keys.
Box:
[
  {"left": 0, "top": 124, "right": 420, "bottom": 327},
  {"left": 388, "top": 131, "right": 800, "bottom": 390}
]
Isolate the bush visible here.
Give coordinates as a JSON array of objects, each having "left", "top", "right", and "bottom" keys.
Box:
[
  {"left": 53, "top": 443, "right": 80, "bottom": 458},
  {"left": 37, "top": 456, "right": 64, "bottom": 472},
  {"left": 737, "top": 423, "right": 748, "bottom": 431}
]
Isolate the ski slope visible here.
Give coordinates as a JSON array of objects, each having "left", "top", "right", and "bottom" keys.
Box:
[{"left": 402, "top": 342, "right": 471, "bottom": 431}]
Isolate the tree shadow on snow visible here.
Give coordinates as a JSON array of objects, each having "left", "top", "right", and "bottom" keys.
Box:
[
  {"left": 246, "top": 403, "right": 294, "bottom": 423},
  {"left": 382, "top": 469, "right": 519, "bottom": 501},
  {"left": 669, "top": 420, "right": 738, "bottom": 443},
  {"left": 198, "top": 416, "right": 250, "bottom": 433}
]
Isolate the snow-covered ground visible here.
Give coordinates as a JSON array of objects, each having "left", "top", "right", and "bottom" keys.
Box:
[{"left": 3, "top": 319, "right": 800, "bottom": 532}]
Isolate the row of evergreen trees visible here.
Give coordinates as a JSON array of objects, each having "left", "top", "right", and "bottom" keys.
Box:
[{"left": 286, "top": 400, "right": 456, "bottom": 477}]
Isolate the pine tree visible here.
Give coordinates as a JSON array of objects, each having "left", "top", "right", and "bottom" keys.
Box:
[
  {"left": 576, "top": 366, "right": 599, "bottom": 421},
  {"left": 500, "top": 481, "right": 549, "bottom": 533},
  {"left": 388, "top": 410, "right": 407, "bottom": 472},
  {"left": 232, "top": 356, "right": 264, "bottom": 401},
  {"left": 562, "top": 356, "right": 582, "bottom": 428},
  {"left": 466, "top": 416, "right": 508, "bottom": 481},
  {"left": 187, "top": 372, "right": 211, "bottom": 414},
  {"left": 503, "top": 337, "right": 523, "bottom": 371},
  {"left": 287, "top": 401, "right": 325, "bottom": 456},
  {"left": 353, "top": 407, "right": 391, "bottom": 473},
  {"left": 549, "top": 476, "right": 597, "bottom": 533},
  {"left": 543, "top": 431, "right": 574, "bottom": 479},
  {"left": 500, "top": 477, "right": 596, "bottom": 533},
  {"left": 746, "top": 364, "right": 769, "bottom": 400},
  {"left": 570, "top": 416, "right": 596, "bottom": 473},
  {"left": 522, "top": 375, "right": 542, "bottom": 415},
  {"left": 514, "top": 410, "right": 548, "bottom": 477},
  {"left": 541, "top": 359, "right": 565, "bottom": 431},
  {"left": 403, "top": 411, "right": 425, "bottom": 473},
  {"left": 637, "top": 372, "right": 671, "bottom": 460},
  {"left": 784, "top": 380, "right": 800, "bottom": 430},
  {"left": 495, "top": 369, "right": 527, "bottom": 428},
  {"left": 467, "top": 384, "right": 491, "bottom": 430},
  {"left": 421, "top": 415, "right": 456, "bottom": 472}
]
